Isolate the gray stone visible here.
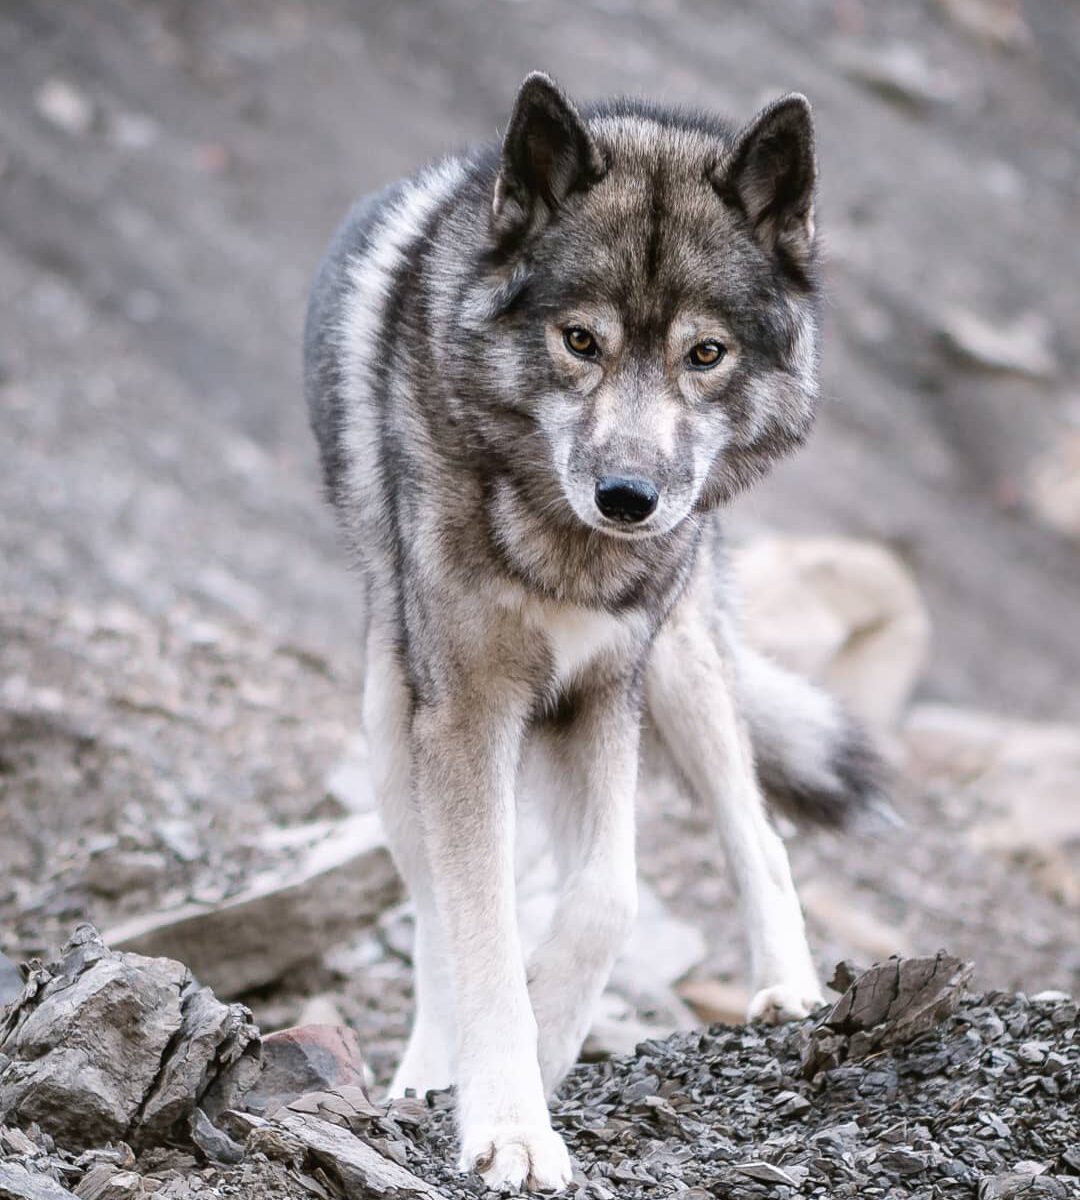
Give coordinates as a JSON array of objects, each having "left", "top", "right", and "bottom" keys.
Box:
[
  {"left": 33, "top": 79, "right": 93, "bottom": 137},
  {"left": 276, "top": 1112, "right": 441, "bottom": 1197},
  {"left": 0, "top": 926, "right": 259, "bottom": 1151},
  {"left": 939, "top": 308, "right": 1058, "bottom": 380},
  {"left": 189, "top": 1108, "right": 243, "bottom": 1166},
  {"left": 82, "top": 849, "right": 167, "bottom": 899},
  {"left": 833, "top": 40, "right": 960, "bottom": 110},
  {"left": 0, "top": 1161, "right": 77, "bottom": 1200},
  {"left": 72, "top": 1167, "right": 142, "bottom": 1200},
  {"left": 877, "top": 1147, "right": 932, "bottom": 1175},
  {"left": 0, "top": 1127, "right": 39, "bottom": 1157},
  {"left": 734, "top": 1161, "right": 799, "bottom": 1186},
  {"left": 978, "top": 1173, "right": 1068, "bottom": 1199},
  {"left": 104, "top": 815, "right": 401, "bottom": 997}
]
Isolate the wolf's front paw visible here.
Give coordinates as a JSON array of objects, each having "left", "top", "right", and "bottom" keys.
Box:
[
  {"left": 747, "top": 982, "right": 826, "bottom": 1025},
  {"left": 460, "top": 1124, "right": 572, "bottom": 1193}
]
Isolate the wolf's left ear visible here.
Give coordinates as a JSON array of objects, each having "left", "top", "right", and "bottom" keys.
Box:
[
  {"left": 715, "top": 94, "right": 817, "bottom": 267},
  {"left": 492, "top": 72, "right": 606, "bottom": 241}
]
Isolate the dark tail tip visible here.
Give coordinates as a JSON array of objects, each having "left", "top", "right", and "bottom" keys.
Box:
[{"left": 760, "top": 716, "right": 895, "bottom": 830}]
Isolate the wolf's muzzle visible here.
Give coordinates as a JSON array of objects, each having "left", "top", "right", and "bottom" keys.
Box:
[{"left": 594, "top": 476, "right": 659, "bottom": 524}]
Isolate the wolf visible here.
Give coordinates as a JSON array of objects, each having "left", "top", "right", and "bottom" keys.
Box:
[{"left": 303, "top": 73, "right": 884, "bottom": 1191}]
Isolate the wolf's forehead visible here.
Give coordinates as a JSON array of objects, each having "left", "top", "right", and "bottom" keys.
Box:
[
  {"left": 587, "top": 113, "right": 720, "bottom": 171},
  {"left": 575, "top": 115, "right": 731, "bottom": 248},
  {"left": 534, "top": 114, "right": 760, "bottom": 328}
]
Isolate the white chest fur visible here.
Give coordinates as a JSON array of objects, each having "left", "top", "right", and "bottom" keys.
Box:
[{"left": 524, "top": 601, "right": 636, "bottom": 688}]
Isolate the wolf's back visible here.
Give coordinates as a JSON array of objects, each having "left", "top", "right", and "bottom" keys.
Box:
[{"left": 302, "top": 183, "right": 406, "bottom": 504}]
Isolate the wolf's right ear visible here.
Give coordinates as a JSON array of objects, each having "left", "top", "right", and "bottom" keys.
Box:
[
  {"left": 492, "top": 73, "right": 605, "bottom": 242},
  {"left": 714, "top": 93, "right": 817, "bottom": 268}
]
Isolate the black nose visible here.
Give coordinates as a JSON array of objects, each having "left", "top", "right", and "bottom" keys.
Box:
[{"left": 594, "top": 475, "right": 660, "bottom": 524}]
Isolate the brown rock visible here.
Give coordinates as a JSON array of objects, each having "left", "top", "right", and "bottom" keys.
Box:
[
  {"left": 825, "top": 952, "right": 972, "bottom": 1038},
  {"left": 800, "top": 879, "right": 913, "bottom": 961},
  {"left": 905, "top": 705, "right": 1080, "bottom": 905},
  {"left": 1029, "top": 432, "right": 1080, "bottom": 543},
  {"left": 734, "top": 536, "right": 930, "bottom": 731},
  {"left": 934, "top": 0, "right": 1032, "bottom": 49},
  {"left": 82, "top": 848, "right": 167, "bottom": 899},
  {"left": 241, "top": 1025, "right": 372, "bottom": 1118}
]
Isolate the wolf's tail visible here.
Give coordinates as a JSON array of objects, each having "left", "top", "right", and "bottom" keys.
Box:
[{"left": 737, "top": 645, "right": 891, "bottom": 827}]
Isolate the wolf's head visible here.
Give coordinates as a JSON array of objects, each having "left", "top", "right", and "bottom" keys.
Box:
[{"left": 457, "top": 73, "right": 821, "bottom": 542}]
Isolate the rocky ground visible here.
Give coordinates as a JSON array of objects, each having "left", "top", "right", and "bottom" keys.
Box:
[
  {"left": 2, "top": 0, "right": 1079, "bottom": 1197},
  {"left": 1, "top": 938, "right": 1077, "bottom": 1199}
]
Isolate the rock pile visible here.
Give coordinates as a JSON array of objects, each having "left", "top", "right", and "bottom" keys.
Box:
[
  {"left": 0, "top": 927, "right": 260, "bottom": 1153},
  {"left": 0, "top": 939, "right": 1075, "bottom": 1200}
]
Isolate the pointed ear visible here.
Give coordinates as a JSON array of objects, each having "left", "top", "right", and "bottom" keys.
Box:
[
  {"left": 715, "top": 93, "right": 817, "bottom": 267},
  {"left": 492, "top": 72, "right": 605, "bottom": 241}
]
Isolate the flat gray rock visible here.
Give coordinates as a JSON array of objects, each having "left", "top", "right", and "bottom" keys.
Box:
[
  {"left": 803, "top": 952, "right": 974, "bottom": 1075},
  {"left": 0, "top": 1161, "right": 77, "bottom": 1200},
  {"left": 104, "top": 815, "right": 401, "bottom": 998},
  {"left": 276, "top": 1111, "right": 442, "bottom": 1197}
]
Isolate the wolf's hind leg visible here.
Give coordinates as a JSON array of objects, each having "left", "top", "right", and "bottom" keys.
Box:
[
  {"left": 646, "top": 581, "right": 824, "bottom": 1023},
  {"left": 526, "top": 693, "right": 640, "bottom": 1093},
  {"left": 364, "top": 628, "right": 454, "bottom": 1095}
]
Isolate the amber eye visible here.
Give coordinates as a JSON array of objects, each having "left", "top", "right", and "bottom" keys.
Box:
[
  {"left": 688, "top": 340, "right": 726, "bottom": 369},
  {"left": 564, "top": 327, "right": 599, "bottom": 359}
]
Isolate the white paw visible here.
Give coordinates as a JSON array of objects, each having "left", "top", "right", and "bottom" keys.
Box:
[
  {"left": 747, "top": 981, "right": 826, "bottom": 1025},
  {"left": 460, "top": 1123, "right": 572, "bottom": 1193}
]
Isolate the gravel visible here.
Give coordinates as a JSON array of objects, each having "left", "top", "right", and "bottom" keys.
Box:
[
  {"left": 1, "top": 954, "right": 1076, "bottom": 1198},
  {"left": 388, "top": 987, "right": 1078, "bottom": 1199}
]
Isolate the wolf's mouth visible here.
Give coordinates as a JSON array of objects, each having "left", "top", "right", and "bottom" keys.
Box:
[{"left": 584, "top": 514, "right": 671, "bottom": 542}]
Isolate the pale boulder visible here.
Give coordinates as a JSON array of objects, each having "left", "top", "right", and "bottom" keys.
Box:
[
  {"left": 1029, "top": 432, "right": 1080, "bottom": 543},
  {"left": 734, "top": 536, "right": 931, "bottom": 731}
]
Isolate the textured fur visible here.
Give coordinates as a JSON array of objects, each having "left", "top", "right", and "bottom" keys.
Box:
[{"left": 303, "top": 73, "right": 885, "bottom": 1192}]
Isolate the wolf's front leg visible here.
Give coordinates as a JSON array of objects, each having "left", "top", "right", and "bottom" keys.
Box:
[
  {"left": 412, "top": 688, "right": 572, "bottom": 1193},
  {"left": 647, "top": 586, "right": 824, "bottom": 1023},
  {"left": 527, "top": 685, "right": 640, "bottom": 1093}
]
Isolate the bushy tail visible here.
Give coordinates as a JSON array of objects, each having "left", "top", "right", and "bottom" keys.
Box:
[{"left": 736, "top": 645, "right": 892, "bottom": 828}]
